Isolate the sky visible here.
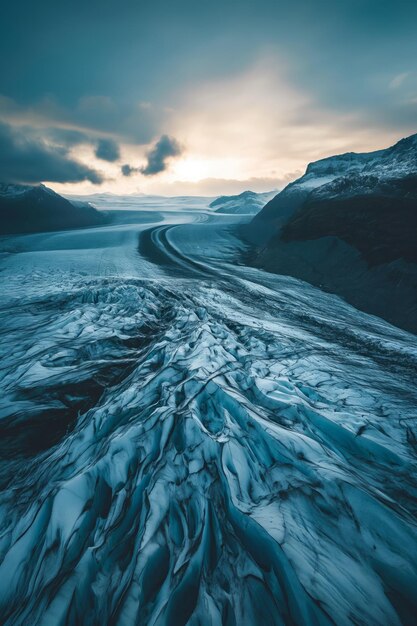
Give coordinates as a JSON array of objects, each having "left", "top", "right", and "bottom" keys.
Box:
[{"left": 0, "top": 0, "right": 416, "bottom": 196}]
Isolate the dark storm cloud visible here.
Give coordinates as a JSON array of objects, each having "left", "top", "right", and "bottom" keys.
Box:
[
  {"left": 121, "top": 164, "right": 138, "bottom": 177},
  {"left": 95, "top": 138, "right": 120, "bottom": 162},
  {"left": 141, "top": 135, "right": 182, "bottom": 176},
  {"left": 0, "top": 0, "right": 416, "bottom": 179},
  {"left": 0, "top": 122, "right": 103, "bottom": 184},
  {"left": 1, "top": 0, "right": 415, "bottom": 136},
  {"left": 121, "top": 136, "right": 182, "bottom": 176}
]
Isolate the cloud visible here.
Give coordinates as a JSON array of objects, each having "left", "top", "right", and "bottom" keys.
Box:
[
  {"left": 146, "top": 176, "right": 281, "bottom": 196},
  {"left": 140, "top": 135, "right": 182, "bottom": 176},
  {"left": 46, "top": 128, "right": 89, "bottom": 146},
  {"left": 95, "top": 138, "right": 120, "bottom": 162},
  {"left": 1, "top": 0, "right": 417, "bottom": 183},
  {"left": 0, "top": 93, "right": 163, "bottom": 146},
  {"left": 0, "top": 122, "right": 103, "bottom": 184},
  {"left": 121, "top": 164, "right": 138, "bottom": 177},
  {"left": 389, "top": 72, "right": 410, "bottom": 90},
  {"left": 120, "top": 135, "right": 183, "bottom": 179}
]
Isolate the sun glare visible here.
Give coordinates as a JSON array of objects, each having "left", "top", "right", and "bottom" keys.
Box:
[{"left": 171, "top": 156, "right": 243, "bottom": 182}]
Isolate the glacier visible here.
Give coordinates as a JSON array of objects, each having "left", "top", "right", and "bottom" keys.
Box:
[{"left": 0, "top": 198, "right": 416, "bottom": 626}]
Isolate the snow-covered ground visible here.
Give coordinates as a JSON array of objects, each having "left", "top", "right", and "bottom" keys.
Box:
[{"left": 0, "top": 196, "right": 416, "bottom": 626}]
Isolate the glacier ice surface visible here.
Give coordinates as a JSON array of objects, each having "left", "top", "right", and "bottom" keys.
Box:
[{"left": 0, "top": 199, "right": 416, "bottom": 625}]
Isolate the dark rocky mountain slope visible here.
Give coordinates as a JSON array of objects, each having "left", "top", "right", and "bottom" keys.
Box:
[
  {"left": 246, "top": 134, "right": 417, "bottom": 333},
  {"left": 0, "top": 183, "right": 107, "bottom": 235}
]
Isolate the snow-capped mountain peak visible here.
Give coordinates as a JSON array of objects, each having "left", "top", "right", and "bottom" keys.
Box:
[{"left": 254, "top": 132, "right": 417, "bottom": 225}]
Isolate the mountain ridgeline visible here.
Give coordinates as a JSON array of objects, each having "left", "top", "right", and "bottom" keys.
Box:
[
  {"left": 246, "top": 134, "right": 417, "bottom": 333},
  {"left": 209, "top": 190, "right": 276, "bottom": 215},
  {"left": 0, "top": 183, "right": 107, "bottom": 235}
]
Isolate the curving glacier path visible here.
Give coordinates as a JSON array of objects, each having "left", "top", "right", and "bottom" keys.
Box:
[{"left": 0, "top": 199, "right": 417, "bottom": 626}]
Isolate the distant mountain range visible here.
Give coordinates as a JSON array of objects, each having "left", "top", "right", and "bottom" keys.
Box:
[
  {"left": 0, "top": 183, "right": 107, "bottom": 235},
  {"left": 246, "top": 134, "right": 417, "bottom": 333},
  {"left": 210, "top": 190, "right": 276, "bottom": 214}
]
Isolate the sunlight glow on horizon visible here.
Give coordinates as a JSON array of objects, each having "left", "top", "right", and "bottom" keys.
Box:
[{"left": 49, "top": 58, "right": 410, "bottom": 198}]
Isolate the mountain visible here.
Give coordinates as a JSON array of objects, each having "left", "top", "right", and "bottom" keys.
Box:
[
  {"left": 246, "top": 134, "right": 417, "bottom": 333},
  {"left": 253, "top": 134, "right": 417, "bottom": 230},
  {"left": 210, "top": 190, "right": 276, "bottom": 215},
  {"left": 0, "top": 183, "right": 108, "bottom": 235}
]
